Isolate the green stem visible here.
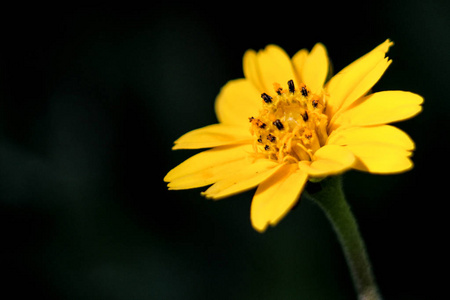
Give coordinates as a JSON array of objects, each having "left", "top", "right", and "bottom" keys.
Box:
[{"left": 306, "top": 176, "right": 382, "bottom": 300}]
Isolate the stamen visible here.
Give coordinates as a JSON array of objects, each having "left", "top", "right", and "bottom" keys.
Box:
[
  {"left": 251, "top": 118, "right": 267, "bottom": 129},
  {"left": 267, "top": 134, "right": 276, "bottom": 142},
  {"left": 288, "top": 80, "right": 295, "bottom": 93},
  {"left": 273, "top": 83, "right": 283, "bottom": 95},
  {"left": 312, "top": 99, "right": 319, "bottom": 108},
  {"left": 273, "top": 119, "right": 284, "bottom": 130},
  {"left": 301, "top": 85, "right": 308, "bottom": 97},
  {"left": 261, "top": 93, "right": 273, "bottom": 104},
  {"left": 248, "top": 80, "right": 328, "bottom": 164},
  {"left": 302, "top": 111, "right": 308, "bottom": 122}
]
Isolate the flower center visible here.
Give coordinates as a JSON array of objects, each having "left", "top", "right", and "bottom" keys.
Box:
[{"left": 249, "top": 80, "right": 329, "bottom": 163}]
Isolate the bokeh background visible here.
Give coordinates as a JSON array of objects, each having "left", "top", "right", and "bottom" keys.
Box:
[{"left": 0, "top": 1, "right": 447, "bottom": 299}]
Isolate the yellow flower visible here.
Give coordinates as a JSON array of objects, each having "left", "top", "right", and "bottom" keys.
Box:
[{"left": 164, "top": 40, "right": 423, "bottom": 232}]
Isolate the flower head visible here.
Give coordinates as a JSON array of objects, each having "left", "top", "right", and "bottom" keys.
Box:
[{"left": 164, "top": 40, "right": 423, "bottom": 232}]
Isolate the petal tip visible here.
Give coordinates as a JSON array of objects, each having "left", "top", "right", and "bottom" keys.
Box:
[
  {"left": 200, "top": 191, "right": 213, "bottom": 199},
  {"left": 251, "top": 219, "right": 268, "bottom": 233},
  {"left": 382, "top": 39, "right": 395, "bottom": 52},
  {"left": 163, "top": 172, "right": 173, "bottom": 182}
]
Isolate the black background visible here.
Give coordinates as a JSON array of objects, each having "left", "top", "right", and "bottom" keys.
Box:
[{"left": 0, "top": 1, "right": 447, "bottom": 299}]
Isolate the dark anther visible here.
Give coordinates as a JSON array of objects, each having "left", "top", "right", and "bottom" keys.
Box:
[
  {"left": 267, "top": 134, "right": 276, "bottom": 142},
  {"left": 301, "top": 86, "right": 308, "bottom": 97},
  {"left": 312, "top": 99, "right": 319, "bottom": 108},
  {"left": 264, "top": 145, "right": 270, "bottom": 151},
  {"left": 261, "top": 93, "right": 273, "bottom": 103},
  {"left": 288, "top": 80, "right": 295, "bottom": 93},
  {"left": 257, "top": 136, "right": 263, "bottom": 143},
  {"left": 273, "top": 119, "right": 284, "bottom": 130},
  {"left": 302, "top": 111, "right": 309, "bottom": 122},
  {"left": 276, "top": 88, "right": 283, "bottom": 95},
  {"left": 250, "top": 117, "right": 266, "bottom": 129}
]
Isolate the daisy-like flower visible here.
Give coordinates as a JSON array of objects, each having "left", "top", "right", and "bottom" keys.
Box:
[{"left": 164, "top": 40, "right": 423, "bottom": 232}]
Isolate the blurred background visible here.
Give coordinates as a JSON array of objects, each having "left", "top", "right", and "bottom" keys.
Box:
[{"left": 0, "top": 1, "right": 447, "bottom": 299}]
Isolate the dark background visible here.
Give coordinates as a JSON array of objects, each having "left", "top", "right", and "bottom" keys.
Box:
[{"left": 0, "top": 1, "right": 447, "bottom": 299}]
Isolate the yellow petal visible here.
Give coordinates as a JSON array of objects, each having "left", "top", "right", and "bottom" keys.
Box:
[
  {"left": 215, "top": 79, "right": 261, "bottom": 125},
  {"left": 345, "top": 143, "right": 413, "bottom": 174},
  {"left": 251, "top": 164, "right": 308, "bottom": 232},
  {"left": 243, "top": 49, "right": 265, "bottom": 93},
  {"left": 247, "top": 45, "right": 298, "bottom": 93},
  {"left": 298, "top": 145, "right": 355, "bottom": 177},
  {"left": 301, "top": 43, "right": 329, "bottom": 94},
  {"left": 164, "top": 144, "right": 252, "bottom": 189},
  {"left": 326, "top": 39, "right": 393, "bottom": 119},
  {"left": 201, "top": 159, "right": 281, "bottom": 200},
  {"left": 332, "top": 58, "right": 392, "bottom": 124},
  {"left": 292, "top": 48, "right": 309, "bottom": 84},
  {"left": 173, "top": 124, "right": 252, "bottom": 150},
  {"left": 330, "top": 91, "right": 423, "bottom": 130},
  {"left": 327, "top": 125, "right": 415, "bottom": 151}
]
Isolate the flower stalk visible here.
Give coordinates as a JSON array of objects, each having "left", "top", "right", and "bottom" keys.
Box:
[{"left": 306, "top": 176, "right": 382, "bottom": 300}]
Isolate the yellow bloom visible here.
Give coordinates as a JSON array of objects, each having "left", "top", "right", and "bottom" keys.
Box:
[{"left": 164, "top": 40, "right": 423, "bottom": 232}]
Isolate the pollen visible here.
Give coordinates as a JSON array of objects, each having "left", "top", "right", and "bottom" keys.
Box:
[{"left": 249, "top": 80, "right": 329, "bottom": 163}]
